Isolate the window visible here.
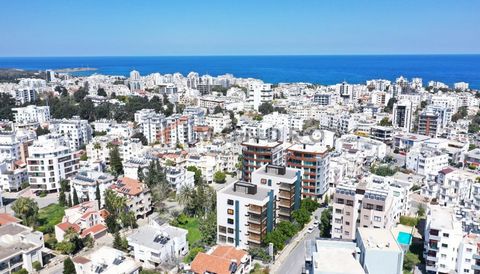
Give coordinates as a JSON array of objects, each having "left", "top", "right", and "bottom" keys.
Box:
[
  {"left": 335, "top": 209, "right": 342, "bottom": 214},
  {"left": 219, "top": 235, "right": 226, "bottom": 242},
  {"left": 345, "top": 211, "right": 351, "bottom": 216},
  {"left": 227, "top": 209, "right": 234, "bottom": 215},
  {"left": 442, "top": 233, "right": 449, "bottom": 238},
  {"left": 227, "top": 199, "right": 234, "bottom": 205},
  {"left": 219, "top": 226, "right": 226, "bottom": 233},
  {"left": 336, "top": 198, "right": 344, "bottom": 204},
  {"left": 228, "top": 218, "right": 234, "bottom": 225},
  {"left": 441, "top": 243, "right": 448, "bottom": 248},
  {"left": 373, "top": 216, "right": 382, "bottom": 222},
  {"left": 228, "top": 228, "right": 234, "bottom": 234},
  {"left": 441, "top": 254, "right": 446, "bottom": 258},
  {"left": 467, "top": 248, "right": 473, "bottom": 252},
  {"left": 375, "top": 205, "right": 384, "bottom": 211},
  {"left": 345, "top": 221, "right": 350, "bottom": 226},
  {"left": 363, "top": 215, "right": 369, "bottom": 220},
  {"left": 227, "top": 237, "right": 234, "bottom": 243}
]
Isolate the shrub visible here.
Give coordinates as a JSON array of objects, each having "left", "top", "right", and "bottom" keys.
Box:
[{"left": 399, "top": 216, "right": 419, "bottom": 227}]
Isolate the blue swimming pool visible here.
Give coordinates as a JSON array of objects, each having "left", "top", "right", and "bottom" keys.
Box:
[{"left": 397, "top": 232, "right": 412, "bottom": 245}]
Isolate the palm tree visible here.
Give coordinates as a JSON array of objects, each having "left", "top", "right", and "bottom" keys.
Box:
[
  {"left": 11, "top": 197, "right": 39, "bottom": 227},
  {"left": 176, "top": 185, "right": 194, "bottom": 206}
]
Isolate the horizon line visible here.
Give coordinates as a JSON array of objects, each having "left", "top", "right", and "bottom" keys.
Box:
[{"left": 1, "top": 53, "right": 480, "bottom": 58}]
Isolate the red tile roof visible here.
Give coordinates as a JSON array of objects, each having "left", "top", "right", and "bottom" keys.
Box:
[
  {"left": 81, "top": 224, "right": 107, "bottom": 238},
  {"left": 56, "top": 222, "right": 81, "bottom": 233},
  {"left": 0, "top": 213, "right": 20, "bottom": 226},
  {"left": 111, "top": 177, "right": 145, "bottom": 196},
  {"left": 190, "top": 245, "right": 248, "bottom": 274},
  {"left": 72, "top": 256, "right": 91, "bottom": 264},
  {"left": 439, "top": 167, "right": 455, "bottom": 175}
]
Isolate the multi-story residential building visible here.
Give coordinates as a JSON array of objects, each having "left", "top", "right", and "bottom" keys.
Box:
[
  {"left": 356, "top": 228, "right": 404, "bottom": 274},
  {"left": 27, "top": 134, "right": 80, "bottom": 191},
  {"left": 241, "top": 139, "right": 283, "bottom": 182},
  {"left": 248, "top": 83, "right": 273, "bottom": 111},
  {"left": 370, "top": 126, "right": 394, "bottom": 144},
  {"left": 0, "top": 223, "right": 44, "bottom": 273},
  {"left": 186, "top": 154, "right": 216, "bottom": 183},
  {"left": 392, "top": 133, "right": 430, "bottom": 152},
  {"left": 72, "top": 246, "right": 140, "bottom": 274},
  {"left": 183, "top": 107, "right": 206, "bottom": 125},
  {"left": 454, "top": 82, "right": 469, "bottom": 91},
  {"left": 457, "top": 234, "right": 480, "bottom": 274},
  {"left": 286, "top": 143, "right": 330, "bottom": 199},
  {"left": 70, "top": 170, "right": 115, "bottom": 206},
  {"left": 251, "top": 165, "right": 301, "bottom": 222},
  {"left": 465, "top": 148, "right": 480, "bottom": 168},
  {"left": 0, "top": 132, "right": 21, "bottom": 162},
  {"left": 86, "top": 136, "right": 143, "bottom": 166},
  {"left": 110, "top": 177, "right": 152, "bottom": 219},
  {"left": 331, "top": 181, "right": 398, "bottom": 240},
  {"left": 418, "top": 109, "right": 442, "bottom": 137},
  {"left": 13, "top": 88, "right": 37, "bottom": 105},
  {"left": 217, "top": 181, "right": 275, "bottom": 249},
  {"left": 12, "top": 105, "right": 50, "bottom": 125},
  {"left": 190, "top": 245, "right": 252, "bottom": 274},
  {"left": 165, "top": 166, "right": 195, "bottom": 191},
  {"left": 406, "top": 146, "right": 449, "bottom": 176},
  {"left": 123, "top": 158, "right": 149, "bottom": 180},
  {"left": 393, "top": 99, "right": 412, "bottom": 132},
  {"left": 205, "top": 113, "right": 232, "bottom": 134},
  {"left": 127, "top": 224, "right": 188, "bottom": 269},
  {"left": 198, "top": 96, "right": 226, "bottom": 110},
  {"left": 55, "top": 200, "right": 108, "bottom": 242},
  {"left": 0, "top": 160, "right": 27, "bottom": 191},
  {"left": 336, "top": 134, "right": 387, "bottom": 160},
  {"left": 49, "top": 116, "right": 93, "bottom": 151},
  {"left": 307, "top": 239, "right": 365, "bottom": 274},
  {"left": 424, "top": 205, "right": 463, "bottom": 273},
  {"left": 313, "top": 93, "right": 333, "bottom": 106}
]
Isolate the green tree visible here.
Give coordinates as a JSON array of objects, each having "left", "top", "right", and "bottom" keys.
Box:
[
  {"left": 12, "top": 269, "right": 28, "bottom": 274},
  {"left": 378, "top": 117, "right": 392, "bottom": 126},
  {"left": 417, "top": 205, "right": 426, "bottom": 218},
  {"left": 301, "top": 198, "right": 320, "bottom": 213},
  {"left": 113, "top": 232, "right": 129, "bottom": 251},
  {"left": 59, "top": 190, "right": 67, "bottom": 207},
  {"left": 95, "top": 182, "right": 101, "bottom": 209},
  {"left": 258, "top": 102, "right": 274, "bottom": 115},
  {"left": 63, "top": 257, "right": 76, "bottom": 274},
  {"left": 213, "top": 171, "right": 226, "bottom": 184},
  {"left": 213, "top": 105, "right": 224, "bottom": 114},
  {"left": 131, "top": 132, "right": 148, "bottom": 145},
  {"left": 264, "top": 230, "right": 287, "bottom": 251},
  {"left": 320, "top": 207, "right": 332, "bottom": 237},
  {"left": 187, "top": 166, "right": 203, "bottom": 185},
  {"left": 276, "top": 221, "right": 298, "bottom": 238},
  {"left": 11, "top": 197, "right": 38, "bottom": 227},
  {"left": 35, "top": 125, "right": 50, "bottom": 136},
  {"left": 403, "top": 251, "right": 420, "bottom": 272},
  {"left": 32, "top": 261, "right": 42, "bottom": 271},
  {"left": 109, "top": 145, "right": 123, "bottom": 175},
  {"left": 97, "top": 87, "right": 107, "bottom": 97},
  {"left": 292, "top": 207, "right": 310, "bottom": 228},
  {"left": 199, "top": 212, "right": 217, "bottom": 245},
  {"left": 73, "top": 87, "right": 88, "bottom": 102},
  {"left": 56, "top": 241, "right": 76, "bottom": 254},
  {"left": 72, "top": 190, "right": 80, "bottom": 206}
]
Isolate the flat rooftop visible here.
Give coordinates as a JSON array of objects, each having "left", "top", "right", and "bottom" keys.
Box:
[
  {"left": 287, "top": 143, "right": 328, "bottom": 154},
  {"left": 221, "top": 181, "right": 271, "bottom": 202},
  {"left": 312, "top": 239, "right": 365, "bottom": 274},
  {"left": 357, "top": 227, "right": 402, "bottom": 252},
  {"left": 127, "top": 225, "right": 187, "bottom": 250},
  {"left": 254, "top": 165, "right": 298, "bottom": 181},
  {"left": 428, "top": 205, "right": 458, "bottom": 230}
]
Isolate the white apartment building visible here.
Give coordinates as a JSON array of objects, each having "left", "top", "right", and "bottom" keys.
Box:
[
  {"left": 73, "top": 246, "right": 140, "bottom": 274},
  {"left": 454, "top": 82, "right": 469, "bottom": 91},
  {"left": 127, "top": 224, "right": 188, "bottom": 269},
  {"left": 123, "top": 158, "right": 149, "bottom": 180},
  {"left": 424, "top": 206, "right": 463, "bottom": 273},
  {"left": 331, "top": 181, "right": 399, "bottom": 240},
  {"left": 12, "top": 105, "right": 50, "bottom": 125},
  {"left": 248, "top": 83, "right": 273, "bottom": 111},
  {"left": 49, "top": 116, "right": 93, "bottom": 151},
  {"left": 27, "top": 134, "right": 80, "bottom": 191},
  {"left": 187, "top": 154, "right": 216, "bottom": 183},
  {"left": 457, "top": 234, "right": 480, "bottom": 274},
  {"left": 205, "top": 113, "right": 232, "bottom": 134},
  {"left": 0, "top": 161, "right": 27, "bottom": 191},
  {"left": 86, "top": 136, "right": 143, "bottom": 165},
  {"left": 0, "top": 223, "right": 44, "bottom": 273},
  {"left": 336, "top": 134, "right": 387, "bottom": 160},
  {"left": 165, "top": 166, "right": 195, "bottom": 191},
  {"left": 0, "top": 132, "right": 21, "bottom": 162},
  {"left": 12, "top": 88, "right": 37, "bottom": 105},
  {"left": 70, "top": 170, "right": 115, "bottom": 207},
  {"left": 406, "top": 146, "right": 449, "bottom": 176},
  {"left": 217, "top": 181, "right": 275, "bottom": 250}
]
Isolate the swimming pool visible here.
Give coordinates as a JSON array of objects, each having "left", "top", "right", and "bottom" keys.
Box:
[{"left": 397, "top": 232, "right": 412, "bottom": 245}]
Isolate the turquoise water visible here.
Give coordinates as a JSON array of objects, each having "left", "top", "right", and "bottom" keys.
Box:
[
  {"left": 1, "top": 55, "right": 480, "bottom": 88},
  {"left": 397, "top": 231, "right": 412, "bottom": 245}
]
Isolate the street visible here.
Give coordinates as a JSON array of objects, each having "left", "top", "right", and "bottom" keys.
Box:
[{"left": 274, "top": 207, "right": 325, "bottom": 274}]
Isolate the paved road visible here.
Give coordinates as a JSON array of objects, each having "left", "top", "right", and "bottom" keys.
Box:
[
  {"left": 1, "top": 189, "right": 59, "bottom": 214},
  {"left": 275, "top": 208, "right": 325, "bottom": 274}
]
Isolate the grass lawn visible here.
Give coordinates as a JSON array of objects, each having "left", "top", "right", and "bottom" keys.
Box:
[
  {"left": 37, "top": 204, "right": 65, "bottom": 233},
  {"left": 176, "top": 216, "right": 201, "bottom": 246}
]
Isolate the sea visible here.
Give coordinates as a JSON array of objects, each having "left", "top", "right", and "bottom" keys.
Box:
[{"left": 1, "top": 55, "right": 479, "bottom": 89}]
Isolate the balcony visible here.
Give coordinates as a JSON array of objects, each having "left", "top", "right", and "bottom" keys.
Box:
[
  {"left": 249, "top": 205, "right": 264, "bottom": 215},
  {"left": 248, "top": 234, "right": 262, "bottom": 244},
  {"left": 248, "top": 216, "right": 266, "bottom": 225}
]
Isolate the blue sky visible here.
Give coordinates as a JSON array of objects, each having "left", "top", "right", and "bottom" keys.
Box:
[{"left": 1, "top": 0, "right": 479, "bottom": 56}]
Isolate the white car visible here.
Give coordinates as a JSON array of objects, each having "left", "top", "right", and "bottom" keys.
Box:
[
  {"left": 307, "top": 225, "right": 315, "bottom": 233},
  {"left": 313, "top": 220, "right": 319, "bottom": 226}
]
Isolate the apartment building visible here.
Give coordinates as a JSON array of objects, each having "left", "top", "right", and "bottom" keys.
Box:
[
  {"left": 393, "top": 100, "right": 413, "bottom": 132},
  {"left": 0, "top": 161, "right": 27, "bottom": 191},
  {"left": 241, "top": 139, "right": 283, "bottom": 182},
  {"left": 49, "top": 116, "right": 93, "bottom": 151},
  {"left": 331, "top": 181, "right": 398, "bottom": 240},
  {"left": 370, "top": 126, "right": 394, "bottom": 144},
  {"left": 418, "top": 109, "right": 442, "bottom": 138},
  {"left": 422, "top": 167, "right": 475, "bottom": 207},
  {"left": 251, "top": 165, "right": 301, "bottom": 222},
  {"left": 127, "top": 224, "right": 188, "bottom": 269},
  {"left": 406, "top": 146, "right": 449, "bottom": 176},
  {"left": 86, "top": 136, "right": 143, "bottom": 165},
  {"left": 457, "top": 234, "right": 480, "bottom": 274},
  {"left": 12, "top": 105, "right": 50, "bottom": 125},
  {"left": 356, "top": 228, "right": 403, "bottom": 274},
  {"left": 424, "top": 206, "right": 463, "bottom": 273},
  {"left": 216, "top": 181, "right": 275, "bottom": 249},
  {"left": 73, "top": 246, "right": 140, "bottom": 274},
  {"left": 248, "top": 83, "right": 273, "bottom": 111},
  {"left": 70, "top": 170, "right": 115, "bottom": 207},
  {"left": 0, "top": 223, "right": 44, "bottom": 273},
  {"left": 27, "top": 134, "right": 80, "bottom": 191},
  {"left": 186, "top": 154, "right": 216, "bottom": 183},
  {"left": 205, "top": 113, "right": 232, "bottom": 133},
  {"left": 165, "top": 166, "right": 195, "bottom": 191},
  {"left": 286, "top": 143, "right": 330, "bottom": 199},
  {"left": 0, "top": 132, "right": 21, "bottom": 162},
  {"left": 110, "top": 177, "right": 152, "bottom": 219}
]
